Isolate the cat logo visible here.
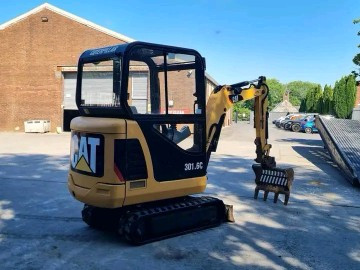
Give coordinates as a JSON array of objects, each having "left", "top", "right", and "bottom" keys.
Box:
[{"left": 70, "top": 132, "right": 104, "bottom": 177}]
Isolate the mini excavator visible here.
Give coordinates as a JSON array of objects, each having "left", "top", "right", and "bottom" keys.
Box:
[{"left": 68, "top": 41, "right": 292, "bottom": 244}]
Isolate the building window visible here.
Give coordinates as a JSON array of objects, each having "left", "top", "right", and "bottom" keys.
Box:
[{"left": 131, "top": 72, "right": 148, "bottom": 114}]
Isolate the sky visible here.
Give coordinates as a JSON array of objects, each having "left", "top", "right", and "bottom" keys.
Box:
[{"left": 1, "top": 0, "right": 359, "bottom": 86}]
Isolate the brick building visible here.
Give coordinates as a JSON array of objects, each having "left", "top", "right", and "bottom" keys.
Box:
[
  {"left": 352, "top": 83, "right": 360, "bottom": 120},
  {"left": 355, "top": 84, "right": 360, "bottom": 107},
  {"left": 0, "top": 3, "right": 230, "bottom": 132}
]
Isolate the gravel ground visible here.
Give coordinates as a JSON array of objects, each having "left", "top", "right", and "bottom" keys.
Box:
[{"left": 0, "top": 122, "right": 359, "bottom": 270}]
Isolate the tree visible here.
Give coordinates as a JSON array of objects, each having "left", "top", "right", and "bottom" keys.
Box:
[
  {"left": 286, "top": 81, "right": 319, "bottom": 106},
  {"left": 305, "top": 85, "right": 322, "bottom": 113},
  {"left": 322, "top": 84, "right": 333, "bottom": 114},
  {"left": 262, "top": 79, "right": 320, "bottom": 111},
  {"left": 314, "top": 85, "right": 323, "bottom": 113},
  {"left": 299, "top": 99, "right": 306, "bottom": 112},
  {"left": 345, "top": 75, "right": 357, "bottom": 117},
  {"left": 305, "top": 88, "right": 314, "bottom": 112},
  {"left": 266, "top": 78, "right": 286, "bottom": 110},
  {"left": 333, "top": 75, "right": 356, "bottom": 119},
  {"left": 232, "top": 105, "right": 251, "bottom": 121},
  {"left": 353, "top": 18, "right": 360, "bottom": 78},
  {"left": 232, "top": 78, "right": 285, "bottom": 113},
  {"left": 317, "top": 96, "right": 324, "bottom": 114},
  {"left": 333, "top": 78, "right": 347, "bottom": 118}
]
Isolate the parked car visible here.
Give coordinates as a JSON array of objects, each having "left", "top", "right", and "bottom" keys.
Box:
[
  {"left": 278, "top": 114, "right": 303, "bottom": 128},
  {"left": 274, "top": 114, "right": 299, "bottom": 128},
  {"left": 274, "top": 116, "right": 286, "bottom": 127},
  {"left": 301, "top": 116, "right": 318, "bottom": 134},
  {"left": 285, "top": 114, "right": 317, "bottom": 132},
  {"left": 282, "top": 114, "right": 306, "bottom": 130},
  {"left": 299, "top": 115, "right": 335, "bottom": 134}
]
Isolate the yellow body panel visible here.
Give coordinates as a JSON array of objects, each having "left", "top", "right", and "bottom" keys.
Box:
[
  {"left": 68, "top": 116, "right": 207, "bottom": 209},
  {"left": 70, "top": 117, "right": 126, "bottom": 134},
  {"left": 68, "top": 117, "right": 128, "bottom": 207},
  {"left": 206, "top": 86, "right": 233, "bottom": 150},
  {"left": 68, "top": 174, "right": 126, "bottom": 208},
  {"left": 68, "top": 132, "right": 127, "bottom": 188},
  {"left": 124, "top": 120, "right": 206, "bottom": 205},
  {"left": 124, "top": 176, "right": 206, "bottom": 206},
  {"left": 240, "top": 86, "right": 261, "bottom": 101}
]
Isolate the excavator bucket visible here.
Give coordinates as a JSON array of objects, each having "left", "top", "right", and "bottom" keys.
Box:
[{"left": 252, "top": 164, "right": 294, "bottom": 205}]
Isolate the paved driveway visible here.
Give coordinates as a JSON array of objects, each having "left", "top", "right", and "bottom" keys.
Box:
[{"left": 0, "top": 123, "right": 359, "bottom": 270}]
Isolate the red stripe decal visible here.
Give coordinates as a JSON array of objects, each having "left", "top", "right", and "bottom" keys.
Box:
[{"left": 114, "top": 164, "right": 125, "bottom": 183}]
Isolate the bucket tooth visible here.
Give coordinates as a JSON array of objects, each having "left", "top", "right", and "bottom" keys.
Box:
[
  {"left": 263, "top": 191, "right": 269, "bottom": 201},
  {"left": 274, "top": 193, "right": 279, "bottom": 203},
  {"left": 254, "top": 187, "right": 260, "bottom": 199},
  {"left": 284, "top": 194, "right": 290, "bottom": 205},
  {"left": 225, "top": 204, "right": 235, "bottom": 222}
]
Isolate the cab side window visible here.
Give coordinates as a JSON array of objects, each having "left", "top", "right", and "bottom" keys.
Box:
[{"left": 128, "top": 48, "right": 204, "bottom": 153}]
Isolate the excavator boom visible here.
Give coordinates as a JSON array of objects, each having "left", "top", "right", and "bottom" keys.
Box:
[
  {"left": 206, "top": 76, "right": 275, "bottom": 167},
  {"left": 205, "top": 76, "right": 294, "bottom": 205}
]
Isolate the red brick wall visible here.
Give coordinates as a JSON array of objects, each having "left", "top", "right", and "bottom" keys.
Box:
[
  {"left": 157, "top": 70, "right": 196, "bottom": 114},
  {"left": 0, "top": 8, "right": 125, "bottom": 131},
  {"left": 0, "top": 7, "right": 226, "bottom": 132},
  {"left": 355, "top": 84, "right": 360, "bottom": 108}
]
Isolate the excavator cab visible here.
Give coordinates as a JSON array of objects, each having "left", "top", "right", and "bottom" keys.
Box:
[
  {"left": 74, "top": 42, "right": 207, "bottom": 182},
  {"left": 68, "top": 41, "right": 294, "bottom": 244}
]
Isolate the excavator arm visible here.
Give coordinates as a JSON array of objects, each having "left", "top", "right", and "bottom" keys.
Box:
[
  {"left": 206, "top": 76, "right": 275, "bottom": 168},
  {"left": 206, "top": 76, "right": 294, "bottom": 205}
]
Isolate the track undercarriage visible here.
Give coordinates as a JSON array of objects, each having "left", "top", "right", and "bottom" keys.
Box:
[{"left": 82, "top": 196, "right": 233, "bottom": 245}]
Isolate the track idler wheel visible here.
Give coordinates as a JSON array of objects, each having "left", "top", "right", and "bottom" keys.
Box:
[{"left": 82, "top": 204, "right": 120, "bottom": 230}]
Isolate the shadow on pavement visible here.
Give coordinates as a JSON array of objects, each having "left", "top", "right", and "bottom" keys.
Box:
[
  {"left": 276, "top": 138, "right": 323, "bottom": 147},
  {"left": 0, "top": 153, "right": 359, "bottom": 270},
  {"left": 200, "top": 154, "right": 360, "bottom": 269},
  {"left": 292, "top": 145, "right": 359, "bottom": 190}
]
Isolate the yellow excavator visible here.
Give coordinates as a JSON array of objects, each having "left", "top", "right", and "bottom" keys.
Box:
[{"left": 68, "top": 41, "right": 292, "bottom": 244}]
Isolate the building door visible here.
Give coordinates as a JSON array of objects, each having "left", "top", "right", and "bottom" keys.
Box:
[
  {"left": 62, "top": 71, "right": 112, "bottom": 131},
  {"left": 63, "top": 72, "right": 78, "bottom": 131}
]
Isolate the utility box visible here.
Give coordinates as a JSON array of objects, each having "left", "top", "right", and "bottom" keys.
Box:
[{"left": 24, "top": 120, "right": 51, "bottom": 133}]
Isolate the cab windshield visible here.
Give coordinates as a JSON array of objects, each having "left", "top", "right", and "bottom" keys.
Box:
[{"left": 80, "top": 58, "right": 121, "bottom": 108}]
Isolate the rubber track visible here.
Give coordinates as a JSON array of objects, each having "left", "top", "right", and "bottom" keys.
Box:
[
  {"left": 317, "top": 116, "right": 360, "bottom": 185},
  {"left": 120, "top": 196, "right": 225, "bottom": 245}
]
